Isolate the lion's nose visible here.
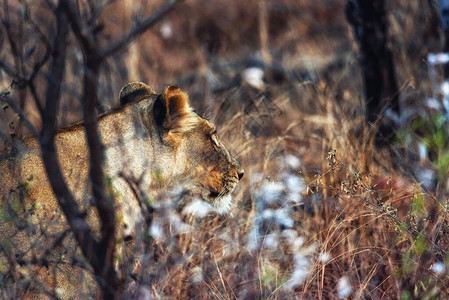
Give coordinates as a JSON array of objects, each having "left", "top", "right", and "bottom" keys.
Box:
[
  {"left": 237, "top": 168, "right": 244, "bottom": 180},
  {"left": 232, "top": 157, "right": 244, "bottom": 180}
]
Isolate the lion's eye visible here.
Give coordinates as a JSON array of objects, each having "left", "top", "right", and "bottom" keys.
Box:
[{"left": 210, "top": 132, "right": 220, "bottom": 148}]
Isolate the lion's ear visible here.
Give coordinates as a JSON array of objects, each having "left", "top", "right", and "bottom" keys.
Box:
[
  {"left": 163, "top": 85, "right": 189, "bottom": 121},
  {"left": 119, "top": 82, "right": 155, "bottom": 106},
  {"left": 154, "top": 85, "right": 197, "bottom": 136}
]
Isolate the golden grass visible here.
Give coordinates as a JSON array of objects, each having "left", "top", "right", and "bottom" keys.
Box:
[
  {"left": 113, "top": 72, "right": 449, "bottom": 298},
  {"left": 1, "top": 0, "right": 449, "bottom": 298}
]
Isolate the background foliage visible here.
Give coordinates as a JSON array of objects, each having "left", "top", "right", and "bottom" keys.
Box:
[{"left": 1, "top": 0, "right": 449, "bottom": 298}]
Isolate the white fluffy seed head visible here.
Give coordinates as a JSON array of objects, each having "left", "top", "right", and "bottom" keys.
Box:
[{"left": 337, "top": 276, "right": 352, "bottom": 299}]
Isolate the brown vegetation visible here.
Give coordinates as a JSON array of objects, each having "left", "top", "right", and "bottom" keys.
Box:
[{"left": 1, "top": 0, "right": 449, "bottom": 298}]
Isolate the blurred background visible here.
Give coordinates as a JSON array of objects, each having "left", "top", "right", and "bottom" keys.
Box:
[{"left": 2, "top": 0, "right": 449, "bottom": 298}]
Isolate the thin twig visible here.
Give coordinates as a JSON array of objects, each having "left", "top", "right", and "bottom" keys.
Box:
[
  {"left": 60, "top": 0, "right": 98, "bottom": 56},
  {"left": 0, "top": 93, "right": 38, "bottom": 137},
  {"left": 100, "top": 0, "right": 180, "bottom": 59}
]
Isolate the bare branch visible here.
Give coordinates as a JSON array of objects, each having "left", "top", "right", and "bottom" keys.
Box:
[
  {"left": 2, "top": 0, "right": 181, "bottom": 296},
  {"left": 1, "top": 1, "right": 23, "bottom": 81},
  {"left": 27, "top": 81, "right": 43, "bottom": 116},
  {"left": 1, "top": 0, "right": 27, "bottom": 115},
  {"left": 88, "top": 0, "right": 118, "bottom": 27},
  {"left": 0, "top": 93, "right": 38, "bottom": 138},
  {"left": 39, "top": 0, "right": 97, "bottom": 270},
  {"left": 25, "top": 6, "right": 52, "bottom": 116},
  {"left": 0, "top": 60, "right": 19, "bottom": 81},
  {"left": 60, "top": 0, "right": 121, "bottom": 295},
  {"left": 0, "top": 1, "right": 51, "bottom": 116},
  {"left": 100, "top": 0, "right": 180, "bottom": 59},
  {"left": 60, "top": 0, "right": 98, "bottom": 56}
]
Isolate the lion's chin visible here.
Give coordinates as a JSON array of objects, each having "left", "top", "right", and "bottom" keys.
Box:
[
  {"left": 196, "top": 186, "right": 235, "bottom": 214},
  {"left": 211, "top": 193, "right": 233, "bottom": 214}
]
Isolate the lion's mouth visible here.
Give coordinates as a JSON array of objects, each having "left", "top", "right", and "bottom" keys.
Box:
[
  {"left": 211, "top": 192, "right": 233, "bottom": 214},
  {"left": 208, "top": 185, "right": 237, "bottom": 213},
  {"left": 198, "top": 178, "right": 239, "bottom": 213},
  {"left": 209, "top": 191, "right": 221, "bottom": 198},
  {"left": 208, "top": 184, "right": 234, "bottom": 201}
]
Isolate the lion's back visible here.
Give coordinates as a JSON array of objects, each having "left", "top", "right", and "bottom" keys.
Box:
[{"left": 0, "top": 136, "right": 98, "bottom": 299}]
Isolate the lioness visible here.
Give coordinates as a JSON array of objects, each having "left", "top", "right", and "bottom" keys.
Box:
[{"left": 0, "top": 82, "right": 244, "bottom": 298}]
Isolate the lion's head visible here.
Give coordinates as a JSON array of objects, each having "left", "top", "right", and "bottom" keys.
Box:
[{"left": 120, "top": 82, "right": 244, "bottom": 213}]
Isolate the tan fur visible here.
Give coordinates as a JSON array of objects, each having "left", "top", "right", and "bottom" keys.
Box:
[{"left": 0, "top": 82, "right": 244, "bottom": 299}]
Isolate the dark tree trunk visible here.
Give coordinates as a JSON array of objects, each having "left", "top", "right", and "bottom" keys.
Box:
[
  {"left": 346, "top": 0, "right": 400, "bottom": 145},
  {"left": 438, "top": 0, "right": 449, "bottom": 76}
]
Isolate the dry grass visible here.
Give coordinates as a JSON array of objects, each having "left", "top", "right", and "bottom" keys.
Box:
[
  {"left": 1, "top": 0, "right": 449, "bottom": 299},
  {"left": 118, "top": 71, "right": 449, "bottom": 298}
]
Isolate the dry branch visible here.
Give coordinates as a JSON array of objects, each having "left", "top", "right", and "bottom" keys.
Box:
[
  {"left": 59, "top": 0, "right": 182, "bottom": 296},
  {"left": 59, "top": 0, "right": 120, "bottom": 296},
  {"left": 1, "top": 0, "right": 182, "bottom": 297},
  {"left": 39, "top": 0, "right": 96, "bottom": 256},
  {"left": 0, "top": 93, "right": 38, "bottom": 138},
  {"left": 100, "top": 0, "right": 181, "bottom": 59}
]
